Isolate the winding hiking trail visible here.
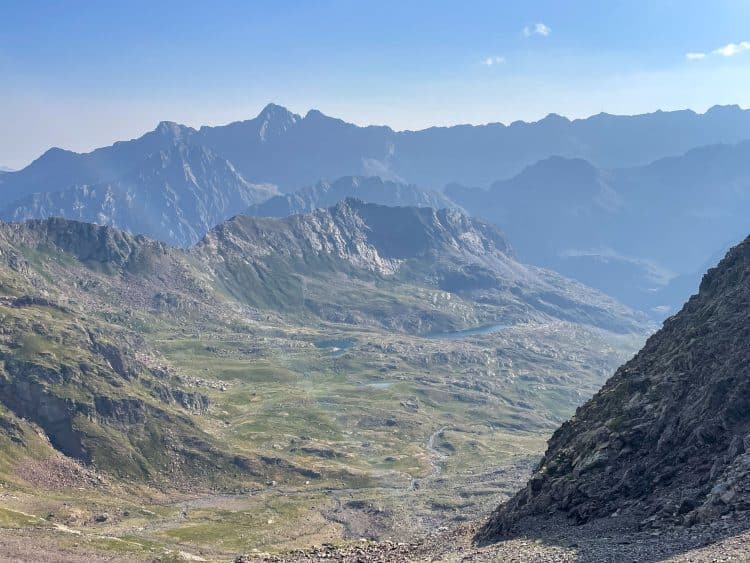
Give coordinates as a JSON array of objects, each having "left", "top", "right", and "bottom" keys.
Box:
[{"left": 425, "top": 426, "right": 450, "bottom": 477}]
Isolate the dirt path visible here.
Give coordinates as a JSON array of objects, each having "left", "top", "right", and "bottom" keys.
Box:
[{"left": 425, "top": 426, "right": 449, "bottom": 476}]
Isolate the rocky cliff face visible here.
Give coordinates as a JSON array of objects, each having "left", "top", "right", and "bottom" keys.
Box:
[
  {"left": 1, "top": 142, "right": 277, "bottom": 247},
  {"left": 480, "top": 232, "right": 750, "bottom": 538},
  {"left": 193, "top": 199, "right": 645, "bottom": 333}
]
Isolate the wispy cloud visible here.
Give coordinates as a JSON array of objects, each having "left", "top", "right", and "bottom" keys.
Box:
[
  {"left": 713, "top": 41, "right": 750, "bottom": 57},
  {"left": 686, "top": 40, "right": 750, "bottom": 61},
  {"left": 523, "top": 22, "right": 551, "bottom": 38},
  {"left": 482, "top": 56, "right": 506, "bottom": 66}
]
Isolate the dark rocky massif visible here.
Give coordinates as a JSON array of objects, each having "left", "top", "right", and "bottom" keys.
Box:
[{"left": 479, "top": 231, "right": 750, "bottom": 538}]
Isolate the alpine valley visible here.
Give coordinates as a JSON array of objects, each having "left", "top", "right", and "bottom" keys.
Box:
[{"left": 1, "top": 104, "right": 750, "bottom": 562}]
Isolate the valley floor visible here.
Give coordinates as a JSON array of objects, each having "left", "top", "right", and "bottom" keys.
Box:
[
  {"left": 5, "top": 504, "right": 750, "bottom": 562},
  {"left": 0, "top": 318, "right": 646, "bottom": 562}
]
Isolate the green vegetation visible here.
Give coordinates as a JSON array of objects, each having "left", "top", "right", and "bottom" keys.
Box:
[{"left": 0, "top": 214, "right": 648, "bottom": 558}]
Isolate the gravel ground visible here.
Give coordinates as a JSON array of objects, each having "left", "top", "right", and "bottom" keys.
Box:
[{"left": 242, "top": 513, "right": 750, "bottom": 562}]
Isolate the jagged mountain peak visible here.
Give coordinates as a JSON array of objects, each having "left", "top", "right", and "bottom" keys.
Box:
[
  {"left": 304, "top": 108, "right": 326, "bottom": 119},
  {"left": 153, "top": 120, "right": 193, "bottom": 140},
  {"left": 1, "top": 138, "right": 277, "bottom": 248},
  {"left": 301, "top": 108, "right": 351, "bottom": 128},
  {"left": 257, "top": 102, "right": 297, "bottom": 119},
  {"left": 255, "top": 103, "right": 300, "bottom": 140}
]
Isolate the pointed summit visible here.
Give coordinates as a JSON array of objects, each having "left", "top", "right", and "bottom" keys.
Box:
[
  {"left": 254, "top": 103, "right": 299, "bottom": 141},
  {"left": 257, "top": 102, "right": 294, "bottom": 119},
  {"left": 154, "top": 120, "right": 192, "bottom": 140}
]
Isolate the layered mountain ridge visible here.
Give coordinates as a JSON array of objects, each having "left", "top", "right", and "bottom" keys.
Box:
[
  {"left": 448, "top": 140, "right": 750, "bottom": 317},
  {"left": 4, "top": 102, "right": 750, "bottom": 201},
  {"left": 194, "top": 198, "right": 645, "bottom": 333},
  {"left": 243, "top": 175, "right": 456, "bottom": 218},
  {"left": 3, "top": 103, "right": 750, "bottom": 310}
]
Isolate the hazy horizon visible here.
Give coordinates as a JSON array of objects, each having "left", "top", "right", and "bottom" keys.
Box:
[
  {"left": 3, "top": 1, "right": 750, "bottom": 169},
  {"left": 4, "top": 100, "right": 749, "bottom": 170}
]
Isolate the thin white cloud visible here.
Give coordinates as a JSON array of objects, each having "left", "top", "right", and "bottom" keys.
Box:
[
  {"left": 713, "top": 41, "right": 750, "bottom": 57},
  {"left": 482, "top": 56, "right": 506, "bottom": 66},
  {"left": 685, "top": 52, "right": 706, "bottom": 61},
  {"left": 523, "top": 22, "right": 551, "bottom": 37}
]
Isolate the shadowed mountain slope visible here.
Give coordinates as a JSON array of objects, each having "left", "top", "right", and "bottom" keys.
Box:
[
  {"left": 447, "top": 141, "right": 750, "bottom": 317},
  {"left": 1, "top": 142, "right": 276, "bottom": 247},
  {"left": 479, "top": 231, "right": 750, "bottom": 538}
]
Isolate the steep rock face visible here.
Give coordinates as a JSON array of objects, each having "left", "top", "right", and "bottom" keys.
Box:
[
  {"left": 195, "top": 199, "right": 645, "bottom": 333},
  {"left": 480, "top": 233, "right": 750, "bottom": 537},
  {"left": 0, "top": 121, "right": 197, "bottom": 203},
  {"left": 199, "top": 198, "right": 509, "bottom": 280},
  {"left": 1, "top": 143, "right": 277, "bottom": 247},
  {"left": 0, "top": 217, "right": 188, "bottom": 279},
  {"left": 0, "top": 314, "right": 220, "bottom": 480}
]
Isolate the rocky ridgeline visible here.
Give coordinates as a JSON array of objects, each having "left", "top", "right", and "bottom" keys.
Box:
[
  {"left": 243, "top": 175, "right": 455, "bottom": 218},
  {"left": 479, "top": 232, "right": 750, "bottom": 538}
]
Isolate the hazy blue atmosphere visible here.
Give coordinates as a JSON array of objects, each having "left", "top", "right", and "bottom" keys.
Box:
[
  {"left": 4, "top": 3, "right": 750, "bottom": 561},
  {"left": 2, "top": 0, "right": 750, "bottom": 168}
]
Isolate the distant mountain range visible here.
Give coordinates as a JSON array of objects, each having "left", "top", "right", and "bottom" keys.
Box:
[
  {"left": 2, "top": 103, "right": 750, "bottom": 312},
  {"left": 447, "top": 141, "right": 750, "bottom": 316},
  {"left": 3, "top": 102, "right": 750, "bottom": 200},
  {"left": 243, "top": 175, "right": 456, "bottom": 218},
  {"left": 0, "top": 141, "right": 277, "bottom": 247}
]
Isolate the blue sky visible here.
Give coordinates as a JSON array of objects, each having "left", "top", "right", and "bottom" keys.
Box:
[{"left": 2, "top": 0, "right": 750, "bottom": 168}]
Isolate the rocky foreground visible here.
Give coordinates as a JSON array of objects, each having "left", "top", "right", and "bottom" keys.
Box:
[
  {"left": 479, "top": 231, "right": 750, "bottom": 537},
  {"left": 239, "top": 515, "right": 750, "bottom": 562}
]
